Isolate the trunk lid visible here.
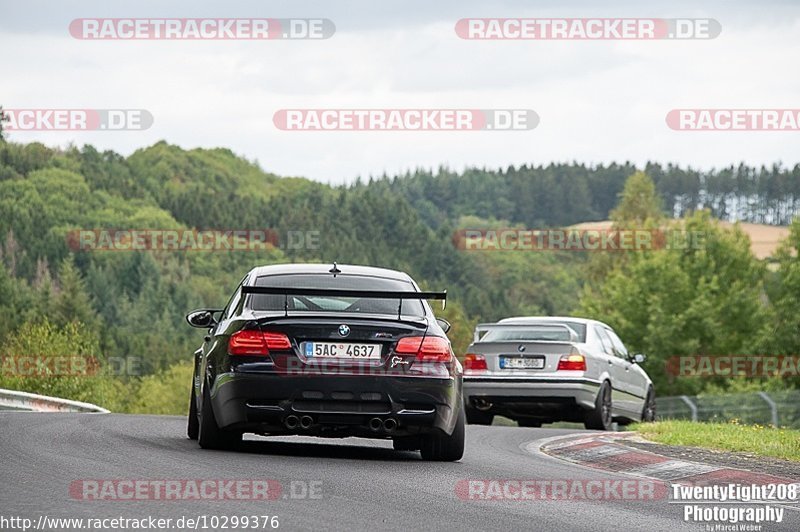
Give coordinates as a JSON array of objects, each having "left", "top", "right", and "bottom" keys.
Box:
[{"left": 257, "top": 316, "right": 429, "bottom": 375}]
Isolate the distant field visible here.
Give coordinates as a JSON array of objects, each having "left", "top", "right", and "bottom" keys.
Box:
[{"left": 569, "top": 220, "right": 789, "bottom": 259}]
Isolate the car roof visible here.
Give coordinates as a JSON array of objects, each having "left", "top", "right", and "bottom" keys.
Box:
[{"left": 246, "top": 263, "right": 415, "bottom": 283}]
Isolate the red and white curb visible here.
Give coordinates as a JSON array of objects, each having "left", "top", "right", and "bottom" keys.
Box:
[{"left": 530, "top": 432, "right": 800, "bottom": 489}]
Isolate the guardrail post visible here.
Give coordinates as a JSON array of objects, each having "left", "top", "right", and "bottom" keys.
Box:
[
  {"left": 679, "top": 395, "right": 698, "bottom": 421},
  {"left": 757, "top": 391, "right": 779, "bottom": 427}
]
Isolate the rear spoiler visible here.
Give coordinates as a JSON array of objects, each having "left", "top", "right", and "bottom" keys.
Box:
[
  {"left": 241, "top": 286, "right": 447, "bottom": 318},
  {"left": 473, "top": 323, "right": 578, "bottom": 343}
]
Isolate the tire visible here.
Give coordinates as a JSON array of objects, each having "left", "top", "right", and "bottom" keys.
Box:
[
  {"left": 198, "top": 383, "right": 241, "bottom": 450},
  {"left": 392, "top": 436, "right": 421, "bottom": 451},
  {"left": 187, "top": 380, "right": 199, "bottom": 440},
  {"left": 420, "top": 407, "right": 465, "bottom": 462},
  {"left": 465, "top": 407, "right": 494, "bottom": 426},
  {"left": 584, "top": 381, "right": 613, "bottom": 431},
  {"left": 641, "top": 387, "right": 656, "bottom": 423},
  {"left": 517, "top": 419, "right": 542, "bottom": 428}
]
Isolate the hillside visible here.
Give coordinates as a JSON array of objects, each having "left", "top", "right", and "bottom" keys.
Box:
[{"left": 1, "top": 139, "right": 799, "bottom": 411}]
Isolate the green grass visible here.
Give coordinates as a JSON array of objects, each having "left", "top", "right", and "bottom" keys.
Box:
[{"left": 633, "top": 420, "right": 800, "bottom": 462}]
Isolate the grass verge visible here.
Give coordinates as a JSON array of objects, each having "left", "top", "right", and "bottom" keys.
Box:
[{"left": 633, "top": 420, "right": 800, "bottom": 462}]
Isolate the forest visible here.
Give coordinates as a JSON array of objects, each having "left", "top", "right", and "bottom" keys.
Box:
[{"left": 1, "top": 128, "right": 798, "bottom": 413}]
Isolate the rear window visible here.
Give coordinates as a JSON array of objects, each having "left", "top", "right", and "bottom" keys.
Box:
[
  {"left": 481, "top": 322, "right": 587, "bottom": 343},
  {"left": 248, "top": 274, "right": 425, "bottom": 317}
]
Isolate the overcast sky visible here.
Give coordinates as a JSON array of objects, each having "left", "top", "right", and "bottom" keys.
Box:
[{"left": 2, "top": 0, "right": 799, "bottom": 184}]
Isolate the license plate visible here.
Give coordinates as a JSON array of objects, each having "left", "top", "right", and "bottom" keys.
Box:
[
  {"left": 500, "top": 356, "right": 545, "bottom": 369},
  {"left": 304, "top": 342, "right": 381, "bottom": 360}
]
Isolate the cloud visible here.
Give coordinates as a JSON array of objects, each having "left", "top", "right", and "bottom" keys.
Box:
[{"left": 2, "top": 0, "right": 799, "bottom": 183}]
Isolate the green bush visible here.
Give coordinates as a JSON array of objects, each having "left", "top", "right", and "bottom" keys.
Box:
[
  {"left": 126, "top": 361, "right": 193, "bottom": 415},
  {"left": 0, "top": 320, "right": 128, "bottom": 411}
]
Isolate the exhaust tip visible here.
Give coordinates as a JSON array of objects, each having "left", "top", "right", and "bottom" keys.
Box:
[
  {"left": 284, "top": 415, "right": 300, "bottom": 429},
  {"left": 474, "top": 398, "right": 493, "bottom": 411},
  {"left": 300, "top": 415, "right": 314, "bottom": 429},
  {"left": 368, "top": 417, "right": 383, "bottom": 431},
  {"left": 383, "top": 418, "right": 398, "bottom": 432}
]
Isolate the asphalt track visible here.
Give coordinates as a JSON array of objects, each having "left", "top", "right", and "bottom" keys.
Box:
[{"left": 1, "top": 413, "right": 798, "bottom": 531}]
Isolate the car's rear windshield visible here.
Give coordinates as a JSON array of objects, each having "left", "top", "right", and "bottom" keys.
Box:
[
  {"left": 248, "top": 274, "right": 426, "bottom": 317},
  {"left": 480, "top": 322, "right": 587, "bottom": 342}
]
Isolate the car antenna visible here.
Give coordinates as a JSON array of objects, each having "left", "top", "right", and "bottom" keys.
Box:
[{"left": 329, "top": 262, "right": 341, "bottom": 277}]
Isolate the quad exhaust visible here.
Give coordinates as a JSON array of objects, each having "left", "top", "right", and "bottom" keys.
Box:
[{"left": 290, "top": 415, "right": 398, "bottom": 432}]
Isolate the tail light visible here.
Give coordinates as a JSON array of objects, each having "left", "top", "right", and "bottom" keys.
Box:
[
  {"left": 395, "top": 336, "right": 452, "bottom": 363},
  {"left": 557, "top": 353, "right": 586, "bottom": 371},
  {"left": 463, "top": 354, "right": 488, "bottom": 371},
  {"left": 228, "top": 330, "right": 291, "bottom": 356}
]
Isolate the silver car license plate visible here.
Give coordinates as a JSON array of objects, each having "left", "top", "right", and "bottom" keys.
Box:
[{"left": 500, "top": 356, "right": 545, "bottom": 369}]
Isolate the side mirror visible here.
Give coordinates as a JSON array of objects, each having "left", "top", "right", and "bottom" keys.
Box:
[
  {"left": 633, "top": 353, "right": 646, "bottom": 364},
  {"left": 186, "top": 309, "right": 217, "bottom": 329},
  {"left": 436, "top": 318, "right": 452, "bottom": 334}
]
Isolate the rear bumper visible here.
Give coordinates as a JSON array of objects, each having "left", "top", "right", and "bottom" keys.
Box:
[
  {"left": 209, "top": 371, "right": 461, "bottom": 437},
  {"left": 463, "top": 376, "right": 601, "bottom": 412}
]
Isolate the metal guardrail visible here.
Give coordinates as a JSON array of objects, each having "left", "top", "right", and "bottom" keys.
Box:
[
  {"left": 0, "top": 388, "right": 110, "bottom": 413},
  {"left": 656, "top": 390, "right": 800, "bottom": 428}
]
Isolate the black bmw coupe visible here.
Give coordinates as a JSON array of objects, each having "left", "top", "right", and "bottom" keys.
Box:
[{"left": 185, "top": 263, "right": 464, "bottom": 461}]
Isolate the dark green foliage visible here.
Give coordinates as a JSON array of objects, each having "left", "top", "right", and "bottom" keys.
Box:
[{"left": 0, "top": 137, "right": 798, "bottom": 412}]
